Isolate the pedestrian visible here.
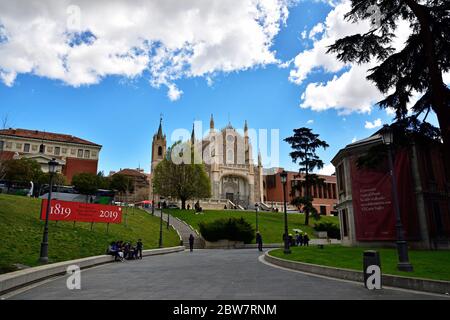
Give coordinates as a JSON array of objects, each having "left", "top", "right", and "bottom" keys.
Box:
[
  {"left": 189, "top": 234, "right": 195, "bottom": 252},
  {"left": 136, "top": 239, "right": 143, "bottom": 259},
  {"left": 303, "top": 233, "right": 310, "bottom": 246},
  {"left": 187, "top": 204, "right": 190, "bottom": 210},
  {"left": 256, "top": 232, "right": 263, "bottom": 252},
  {"left": 295, "top": 232, "right": 300, "bottom": 246}
]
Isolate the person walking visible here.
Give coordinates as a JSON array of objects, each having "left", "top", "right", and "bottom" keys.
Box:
[
  {"left": 189, "top": 234, "right": 195, "bottom": 252},
  {"left": 136, "top": 239, "right": 143, "bottom": 259},
  {"left": 303, "top": 233, "right": 310, "bottom": 246},
  {"left": 256, "top": 232, "right": 263, "bottom": 252}
]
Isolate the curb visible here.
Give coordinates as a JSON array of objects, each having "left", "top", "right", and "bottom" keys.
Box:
[
  {"left": 0, "top": 246, "right": 185, "bottom": 296},
  {"left": 264, "top": 250, "right": 450, "bottom": 296}
]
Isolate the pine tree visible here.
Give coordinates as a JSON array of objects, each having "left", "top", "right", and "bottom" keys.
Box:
[
  {"left": 328, "top": 0, "right": 450, "bottom": 178},
  {"left": 284, "top": 128, "right": 329, "bottom": 226}
]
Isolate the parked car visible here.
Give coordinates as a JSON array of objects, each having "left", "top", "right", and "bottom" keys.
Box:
[{"left": 167, "top": 203, "right": 180, "bottom": 209}]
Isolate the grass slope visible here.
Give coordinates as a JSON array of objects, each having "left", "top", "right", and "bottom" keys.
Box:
[
  {"left": 167, "top": 209, "right": 339, "bottom": 244},
  {"left": 0, "top": 194, "right": 180, "bottom": 274},
  {"left": 270, "top": 245, "right": 450, "bottom": 281}
]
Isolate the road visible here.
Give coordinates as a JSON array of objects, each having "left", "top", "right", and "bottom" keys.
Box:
[{"left": 9, "top": 249, "right": 445, "bottom": 300}]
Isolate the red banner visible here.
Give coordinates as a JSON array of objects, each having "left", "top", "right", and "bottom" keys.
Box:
[
  {"left": 350, "top": 149, "right": 419, "bottom": 241},
  {"left": 40, "top": 199, "right": 122, "bottom": 224}
]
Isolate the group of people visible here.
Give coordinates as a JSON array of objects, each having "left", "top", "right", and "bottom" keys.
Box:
[
  {"left": 107, "top": 239, "right": 143, "bottom": 262},
  {"left": 283, "top": 232, "right": 310, "bottom": 247}
]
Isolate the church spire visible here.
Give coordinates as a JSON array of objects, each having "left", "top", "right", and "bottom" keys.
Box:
[
  {"left": 191, "top": 122, "right": 195, "bottom": 144},
  {"left": 210, "top": 114, "right": 215, "bottom": 131},
  {"left": 157, "top": 115, "right": 163, "bottom": 139}
]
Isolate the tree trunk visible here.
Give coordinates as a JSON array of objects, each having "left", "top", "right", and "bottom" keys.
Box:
[{"left": 181, "top": 198, "right": 186, "bottom": 210}]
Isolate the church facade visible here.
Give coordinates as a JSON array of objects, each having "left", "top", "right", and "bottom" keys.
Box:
[{"left": 150, "top": 115, "right": 264, "bottom": 208}]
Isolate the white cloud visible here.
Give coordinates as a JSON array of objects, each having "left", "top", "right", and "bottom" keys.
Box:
[
  {"left": 291, "top": 0, "right": 412, "bottom": 115},
  {"left": 306, "top": 119, "right": 314, "bottom": 124},
  {"left": 0, "top": 0, "right": 289, "bottom": 99},
  {"left": 167, "top": 84, "right": 183, "bottom": 101},
  {"left": 351, "top": 136, "right": 357, "bottom": 143},
  {"left": 308, "top": 22, "right": 324, "bottom": 40},
  {"left": 364, "top": 118, "right": 382, "bottom": 129},
  {"left": 317, "top": 163, "right": 335, "bottom": 176}
]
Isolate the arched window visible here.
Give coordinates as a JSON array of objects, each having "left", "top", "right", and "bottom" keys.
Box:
[
  {"left": 158, "top": 146, "right": 163, "bottom": 156},
  {"left": 39, "top": 144, "right": 45, "bottom": 153}
]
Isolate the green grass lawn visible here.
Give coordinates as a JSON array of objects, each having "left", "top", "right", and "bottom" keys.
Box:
[
  {"left": 0, "top": 194, "right": 180, "bottom": 274},
  {"left": 167, "top": 208, "right": 339, "bottom": 244},
  {"left": 269, "top": 245, "right": 450, "bottom": 281}
]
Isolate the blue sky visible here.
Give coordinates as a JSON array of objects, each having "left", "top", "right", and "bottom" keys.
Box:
[{"left": 1, "top": 0, "right": 431, "bottom": 175}]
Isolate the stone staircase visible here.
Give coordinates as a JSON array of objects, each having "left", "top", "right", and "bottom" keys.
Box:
[{"left": 145, "top": 209, "right": 205, "bottom": 249}]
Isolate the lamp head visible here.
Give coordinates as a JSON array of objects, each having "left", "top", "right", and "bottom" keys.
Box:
[
  {"left": 380, "top": 124, "right": 393, "bottom": 145},
  {"left": 280, "top": 170, "right": 288, "bottom": 184},
  {"left": 48, "top": 158, "right": 58, "bottom": 174}
]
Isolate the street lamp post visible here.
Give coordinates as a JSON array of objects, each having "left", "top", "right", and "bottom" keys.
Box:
[
  {"left": 159, "top": 207, "right": 163, "bottom": 248},
  {"left": 39, "top": 158, "right": 58, "bottom": 263},
  {"left": 255, "top": 203, "right": 259, "bottom": 233},
  {"left": 381, "top": 125, "right": 413, "bottom": 272},
  {"left": 151, "top": 186, "right": 155, "bottom": 216},
  {"left": 280, "top": 170, "right": 291, "bottom": 254}
]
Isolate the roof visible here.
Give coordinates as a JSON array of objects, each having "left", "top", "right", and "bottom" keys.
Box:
[
  {"left": 0, "top": 128, "right": 101, "bottom": 147},
  {"left": 114, "top": 168, "right": 147, "bottom": 177}
]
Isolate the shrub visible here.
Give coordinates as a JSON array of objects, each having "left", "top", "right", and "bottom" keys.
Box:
[
  {"left": 314, "top": 221, "right": 341, "bottom": 239},
  {"left": 199, "top": 217, "right": 255, "bottom": 243}
]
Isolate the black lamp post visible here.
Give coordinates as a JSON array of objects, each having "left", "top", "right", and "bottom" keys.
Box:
[
  {"left": 151, "top": 185, "right": 155, "bottom": 216},
  {"left": 39, "top": 158, "right": 58, "bottom": 263},
  {"left": 280, "top": 170, "right": 291, "bottom": 254},
  {"left": 381, "top": 125, "right": 413, "bottom": 272},
  {"left": 159, "top": 206, "right": 163, "bottom": 248},
  {"left": 255, "top": 203, "right": 259, "bottom": 233}
]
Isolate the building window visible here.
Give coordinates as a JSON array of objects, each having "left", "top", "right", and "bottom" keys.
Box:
[
  {"left": 158, "top": 146, "right": 163, "bottom": 156},
  {"left": 16, "top": 143, "right": 22, "bottom": 149},
  {"left": 77, "top": 149, "right": 83, "bottom": 158},
  {"left": 320, "top": 206, "right": 327, "bottom": 215},
  {"left": 39, "top": 144, "right": 45, "bottom": 153},
  {"left": 54, "top": 147, "right": 60, "bottom": 156},
  {"left": 0, "top": 140, "right": 4, "bottom": 151},
  {"left": 337, "top": 163, "right": 346, "bottom": 195},
  {"left": 226, "top": 149, "right": 234, "bottom": 164},
  {"left": 32, "top": 145, "right": 38, "bottom": 151},
  {"left": 341, "top": 209, "right": 349, "bottom": 237},
  {"left": 71, "top": 149, "right": 76, "bottom": 155},
  {"left": 5, "top": 141, "right": 12, "bottom": 149},
  {"left": 92, "top": 151, "right": 97, "bottom": 158},
  {"left": 24, "top": 143, "right": 30, "bottom": 153},
  {"left": 62, "top": 148, "right": 67, "bottom": 154},
  {"left": 47, "top": 146, "right": 53, "bottom": 153},
  {"left": 84, "top": 150, "right": 90, "bottom": 159}
]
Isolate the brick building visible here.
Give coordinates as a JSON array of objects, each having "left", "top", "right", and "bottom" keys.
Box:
[
  {"left": 110, "top": 168, "right": 150, "bottom": 203},
  {"left": 331, "top": 133, "right": 450, "bottom": 249},
  {"left": 264, "top": 169, "right": 338, "bottom": 216},
  {"left": 0, "top": 128, "right": 101, "bottom": 183}
]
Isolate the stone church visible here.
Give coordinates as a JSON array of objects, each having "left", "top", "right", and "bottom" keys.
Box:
[{"left": 150, "top": 115, "right": 264, "bottom": 208}]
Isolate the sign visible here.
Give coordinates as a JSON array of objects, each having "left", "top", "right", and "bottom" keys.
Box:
[
  {"left": 350, "top": 149, "right": 419, "bottom": 241},
  {"left": 40, "top": 199, "right": 122, "bottom": 224}
]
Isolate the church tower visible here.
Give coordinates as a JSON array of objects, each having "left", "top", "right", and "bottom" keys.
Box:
[{"left": 151, "top": 116, "right": 166, "bottom": 172}]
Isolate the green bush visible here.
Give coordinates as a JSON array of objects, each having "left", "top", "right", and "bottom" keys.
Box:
[
  {"left": 314, "top": 221, "right": 341, "bottom": 239},
  {"left": 199, "top": 217, "right": 255, "bottom": 243}
]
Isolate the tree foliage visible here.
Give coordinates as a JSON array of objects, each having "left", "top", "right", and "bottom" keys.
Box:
[
  {"left": 284, "top": 127, "right": 329, "bottom": 225},
  {"left": 328, "top": 0, "right": 450, "bottom": 177},
  {"left": 152, "top": 146, "right": 211, "bottom": 209},
  {"left": 2, "top": 158, "right": 42, "bottom": 183},
  {"left": 71, "top": 172, "right": 99, "bottom": 200}
]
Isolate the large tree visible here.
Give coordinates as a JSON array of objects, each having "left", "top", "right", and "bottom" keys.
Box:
[
  {"left": 327, "top": 0, "right": 450, "bottom": 178},
  {"left": 152, "top": 142, "right": 211, "bottom": 210},
  {"left": 2, "top": 158, "right": 42, "bottom": 183},
  {"left": 72, "top": 172, "right": 99, "bottom": 203},
  {"left": 284, "top": 128, "right": 329, "bottom": 226}
]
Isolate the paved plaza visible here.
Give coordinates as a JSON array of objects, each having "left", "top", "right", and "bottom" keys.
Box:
[{"left": 8, "top": 249, "right": 446, "bottom": 300}]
